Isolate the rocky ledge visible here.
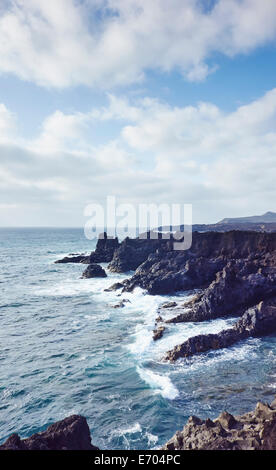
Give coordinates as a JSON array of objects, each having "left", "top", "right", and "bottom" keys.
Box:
[
  {"left": 164, "top": 296, "right": 276, "bottom": 361},
  {"left": 163, "top": 397, "right": 276, "bottom": 450},
  {"left": 0, "top": 415, "right": 99, "bottom": 450},
  {"left": 55, "top": 232, "right": 119, "bottom": 264}
]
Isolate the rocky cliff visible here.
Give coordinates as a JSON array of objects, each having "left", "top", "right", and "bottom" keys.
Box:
[
  {"left": 0, "top": 415, "right": 99, "bottom": 450},
  {"left": 163, "top": 397, "right": 276, "bottom": 450}
]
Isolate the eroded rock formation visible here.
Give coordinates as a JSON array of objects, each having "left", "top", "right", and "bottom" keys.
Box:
[
  {"left": 164, "top": 296, "right": 276, "bottom": 361},
  {"left": 163, "top": 398, "right": 276, "bottom": 450},
  {"left": 0, "top": 415, "right": 99, "bottom": 451}
]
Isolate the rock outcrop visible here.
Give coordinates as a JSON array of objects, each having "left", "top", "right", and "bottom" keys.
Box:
[
  {"left": 0, "top": 415, "right": 99, "bottom": 450},
  {"left": 81, "top": 263, "right": 107, "bottom": 278},
  {"left": 120, "top": 231, "right": 276, "bottom": 294},
  {"left": 163, "top": 398, "right": 276, "bottom": 450},
  {"left": 166, "top": 260, "right": 276, "bottom": 323},
  {"left": 88, "top": 233, "right": 119, "bottom": 263},
  {"left": 55, "top": 254, "right": 90, "bottom": 264},
  {"left": 55, "top": 233, "right": 119, "bottom": 264},
  {"left": 164, "top": 296, "right": 276, "bottom": 361},
  {"left": 153, "top": 326, "right": 166, "bottom": 341},
  {"left": 108, "top": 234, "right": 168, "bottom": 273}
]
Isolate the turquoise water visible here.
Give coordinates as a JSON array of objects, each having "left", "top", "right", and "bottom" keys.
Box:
[{"left": 0, "top": 227, "right": 276, "bottom": 449}]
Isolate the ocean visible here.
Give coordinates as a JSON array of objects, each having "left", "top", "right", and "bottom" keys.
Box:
[{"left": 0, "top": 227, "right": 276, "bottom": 449}]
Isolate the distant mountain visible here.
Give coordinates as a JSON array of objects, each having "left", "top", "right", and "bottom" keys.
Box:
[
  {"left": 157, "top": 211, "right": 276, "bottom": 233},
  {"left": 218, "top": 211, "right": 276, "bottom": 224}
]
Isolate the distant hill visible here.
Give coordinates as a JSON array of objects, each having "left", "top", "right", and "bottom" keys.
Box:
[
  {"left": 157, "top": 211, "right": 276, "bottom": 233},
  {"left": 218, "top": 211, "right": 276, "bottom": 224}
]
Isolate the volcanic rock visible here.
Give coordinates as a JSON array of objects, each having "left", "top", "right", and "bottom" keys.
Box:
[
  {"left": 163, "top": 398, "right": 276, "bottom": 450},
  {"left": 0, "top": 415, "right": 99, "bottom": 450},
  {"left": 81, "top": 263, "right": 107, "bottom": 278}
]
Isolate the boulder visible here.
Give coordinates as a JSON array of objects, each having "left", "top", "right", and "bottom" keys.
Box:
[
  {"left": 81, "top": 263, "right": 107, "bottom": 278},
  {"left": 153, "top": 326, "right": 165, "bottom": 341}
]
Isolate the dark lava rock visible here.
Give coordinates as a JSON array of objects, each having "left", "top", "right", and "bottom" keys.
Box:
[
  {"left": 162, "top": 301, "right": 177, "bottom": 308},
  {"left": 166, "top": 260, "right": 276, "bottom": 324},
  {"left": 163, "top": 398, "right": 276, "bottom": 450},
  {"left": 55, "top": 232, "right": 119, "bottom": 264},
  {"left": 88, "top": 232, "right": 119, "bottom": 263},
  {"left": 0, "top": 415, "right": 99, "bottom": 450},
  {"left": 113, "top": 299, "right": 131, "bottom": 308},
  {"left": 164, "top": 296, "right": 276, "bottom": 361},
  {"left": 104, "top": 282, "right": 124, "bottom": 292},
  {"left": 55, "top": 254, "right": 90, "bottom": 264},
  {"left": 81, "top": 263, "right": 107, "bottom": 278},
  {"left": 121, "top": 231, "right": 276, "bottom": 294},
  {"left": 153, "top": 326, "right": 165, "bottom": 341},
  {"left": 108, "top": 234, "right": 170, "bottom": 273}
]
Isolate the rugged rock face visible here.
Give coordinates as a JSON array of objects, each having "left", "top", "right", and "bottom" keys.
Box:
[
  {"left": 0, "top": 415, "right": 99, "bottom": 450},
  {"left": 108, "top": 235, "right": 169, "bottom": 273},
  {"left": 88, "top": 233, "right": 119, "bottom": 263},
  {"left": 120, "top": 231, "right": 276, "bottom": 294},
  {"left": 166, "top": 260, "right": 276, "bottom": 323},
  {"left": 163, "top": 398, "right": 276, "bottom": 450},
  {"left": 55, "top": 254, "right": 90, "bottom": 264},
  {"left": 81, "top": 263, "right": 107, "bottom": 278},
  {"left": 164, "top": 296, "right": 276, "bottom": 361},
  {"left": 153, "top": 326, "right": 166, "bottom": 341},
  {"left": 55, "top": 233, "right": 119, "bottom": 264}
]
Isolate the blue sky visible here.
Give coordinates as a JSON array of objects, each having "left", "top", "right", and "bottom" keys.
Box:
[{"left": 0, "top": 0, "right": 276, "bottom": 226}]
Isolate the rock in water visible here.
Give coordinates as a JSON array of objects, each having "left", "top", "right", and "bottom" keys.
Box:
[
  {"left": 163, "top": 398, "right": 276, "bottom": 450},
  {"left": 81, "top": 263, "right": 107, "bottom": 278},
  {"left": 153, "top": 326, "right": 165, "bottom": 341},
  {"left": 55, "top": 254, "right": 90, "bottom": 264},
  {"left": 164, "top": 296, "right": 276, "bottom": 361},
  {"left": 55, "top": 232, "right": 119, "bottom": 264},
  {"left": 0, "top": 415, "right": 99, "bottom": 450}
]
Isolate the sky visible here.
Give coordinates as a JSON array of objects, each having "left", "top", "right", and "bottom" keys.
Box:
[{"left": 0, "top": 0, "right": 276, "bottom": 227}]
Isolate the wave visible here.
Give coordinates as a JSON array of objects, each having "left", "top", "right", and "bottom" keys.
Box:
[{"left": 137, "top": 366, "right": 179, "bottom": 400}]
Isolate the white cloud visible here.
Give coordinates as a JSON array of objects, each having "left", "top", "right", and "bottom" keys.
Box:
[
  {"left": 0, "top": 103, "right": 16, "bottom": 141},
  {"left": 0, "top": 0, "right": 276, "bottom": 88},
  {"left": 1, "top": 87, "right": 276, "bottom": 225}
]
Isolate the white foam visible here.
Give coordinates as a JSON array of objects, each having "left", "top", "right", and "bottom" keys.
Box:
[
  {"left": 34, "top": 271, "right": 129, "bottom": 298},
  {"left": 172, "top": 338, "right": 261, "bottom": 375},
  {"left": 112, "top": 422, "right": 142, "bottom": 436},
  {"left": 145, "top": 431, "right": 158, "bottom": 446},
  {"left": 137, "top": 366, "right": 179, "bottom": 399}
]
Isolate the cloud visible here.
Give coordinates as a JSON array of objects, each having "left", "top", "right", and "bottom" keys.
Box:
[
  {"left": 0, "top": 0, "right": 276, "bottom": 88},
  {"left": 1, "top": 87, "right": 276, "bottom": 225}
]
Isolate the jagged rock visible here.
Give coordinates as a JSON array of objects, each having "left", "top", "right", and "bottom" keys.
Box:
[
  {"left": 120, "top": 231, "right": 276, "bottom": 294},
  {"left": 55, "top": 254, "right": 90, "bottom": 264},
  {"left": 0, "top": 415, "right": 99, "bottom": 450},
  {"left": 113, "top": 299, "right": 130, "bottom": 308},
  {"left": 162, "top": 301, "right": 177, "bottom": 308},
  {"left": 108, "top": 234, "right": 170, "bottom": 273},
  {"left": 155, "top": 315, "right": 163, "bottom": 323},
  {"left": 104, "top": 282, "right": 124, "bottom": 292},
  {"left": 163, "top": 397, "right": 276, "bottom": 450},
  {"left": 166, "top": 260, "right": 276, "bottom": 323},
  {"left": 55, "top": 232, "right": 119, "bottom": 264},
  {"left": 164, "top": 296, "right": 276, "bottom": 361},
  {"left": 153, "top": 326, "right": 165, "bottom": 341},
  {"left": 88, "top": 233, "right": 119, "bottom": 263},
  {"left": 81, "top": 263, "right": 107, "bottom": 278}
]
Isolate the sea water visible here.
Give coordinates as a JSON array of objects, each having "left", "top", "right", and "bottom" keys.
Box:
[{"left": 0, "top": 227, "right": 276, "bottom": 449}]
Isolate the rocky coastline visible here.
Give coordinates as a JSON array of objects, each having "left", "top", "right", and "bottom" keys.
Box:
[
  {"left": 2, "top": 397, "right": 276, "bottom": 450},
  {"left": 33, "top": 228, "right": 276, "bottom": 450}
]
